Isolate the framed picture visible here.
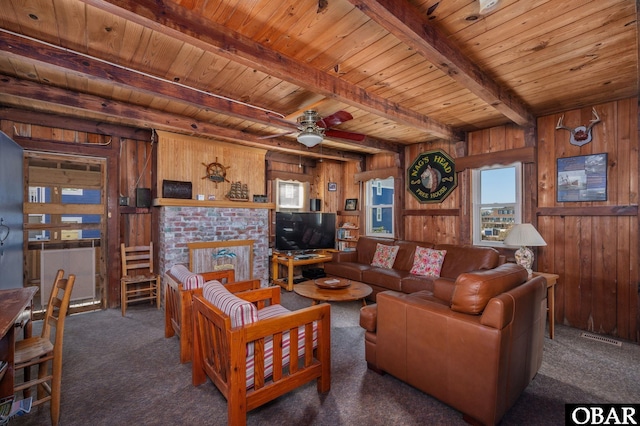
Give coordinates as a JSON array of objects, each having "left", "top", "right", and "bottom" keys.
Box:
[
  {"left": 344, "top": 198, "right": 358, "bottom": 211},
  {"left": 557, "top": 153, "right": 607, "bottom": 202},
  {"left": 328, "top": 182, "right": 337, "bottom": 192}
]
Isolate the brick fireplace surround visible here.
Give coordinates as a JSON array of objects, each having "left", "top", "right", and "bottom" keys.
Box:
[{"left": 157, "top": 206, "right": 270, "bottom": 289}]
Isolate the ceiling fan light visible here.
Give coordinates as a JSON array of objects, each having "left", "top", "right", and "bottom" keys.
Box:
[
  {"left": 297, "top": 130, "right": 323, "bottom": 148},
  {"left": 478, "top": 0, "right": 500, "bottom": 14}
]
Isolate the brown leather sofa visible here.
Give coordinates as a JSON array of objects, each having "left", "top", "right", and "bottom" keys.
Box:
[
  {"left": 324, "top": 236, "right": 504, "bottom": 301},
  {"left": 359, "top": 263, "right": 547, "bottom": 426}
]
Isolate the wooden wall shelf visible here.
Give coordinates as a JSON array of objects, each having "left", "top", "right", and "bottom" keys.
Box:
[{"left": 153, "top": 198, "right": 275, "bottom": 209}]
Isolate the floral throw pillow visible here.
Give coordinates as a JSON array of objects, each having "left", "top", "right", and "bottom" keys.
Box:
[
  {"left": 371, "top": 243, "right": 400, "bottom": 269},
  {"left": 410, "top": 246, "right": 447, "bottom": 277}
]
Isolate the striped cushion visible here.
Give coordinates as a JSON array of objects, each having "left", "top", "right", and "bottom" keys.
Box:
[
  {"left": 169, "top": 264, "right": 204, "bottom": 290},
  {"left": 202, "top": 281, "right": 257, "bottom": 328},
  {"left": 245, "top": 305, "right": 319, "bottom": 388},
  {"left": 257, "top": 303, "right": 291, "bottom": 320},
  {"left": 245, "top": 304, "right": 291, "bottom": 358}
]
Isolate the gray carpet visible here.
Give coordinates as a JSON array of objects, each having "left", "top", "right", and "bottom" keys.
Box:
[{"left": 10, "top": 290, "right": 640, "bottom": 425}]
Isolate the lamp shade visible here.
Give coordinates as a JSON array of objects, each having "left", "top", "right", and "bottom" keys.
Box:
[
  {"left": 297, "top": 130, "right": 323, "bottom": 147},
  {"left": 503, "top": 223, "right": 547, "bottom": 247}
]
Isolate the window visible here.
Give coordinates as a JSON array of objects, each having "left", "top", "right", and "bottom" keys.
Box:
[
  {"left": 275, "top": 179, "right": 307, "bottom": 211},
  {"left": 365, "top": 177, "right": 394, "bottom": 238},
  {"left": 472, "top": 163, "right": 522, "bottom": 246}
]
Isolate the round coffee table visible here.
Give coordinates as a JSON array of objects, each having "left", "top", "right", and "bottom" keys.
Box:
[{"left": 293, "top": 277, "right": 372, "bottom": 305}]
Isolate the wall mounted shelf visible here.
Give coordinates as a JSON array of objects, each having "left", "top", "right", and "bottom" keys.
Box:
[{"left": 152, "top": 198, "right": 275, "bottom": 209}]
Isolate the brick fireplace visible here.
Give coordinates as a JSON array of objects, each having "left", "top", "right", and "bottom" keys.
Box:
[{"left": 157, "top": 205, "right": 270, "bottom": 286}]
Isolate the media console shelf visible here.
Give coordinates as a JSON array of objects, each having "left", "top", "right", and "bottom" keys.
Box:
[{"left": 271, "top": 252, "right": 334, "bottom": 291}]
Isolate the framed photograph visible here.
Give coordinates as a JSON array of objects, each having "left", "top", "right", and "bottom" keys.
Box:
[
  {"left": 344, "top": 198, "right": 358, "bottom": 211},
  {"left": 557, "top": 153, "right": 607, "bottom": 202},
  {"left": 328, "top": 182, "right": 337, "bottom": 192}
]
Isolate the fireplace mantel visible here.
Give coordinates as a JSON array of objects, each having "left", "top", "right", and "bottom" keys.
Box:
[{"left": 153, "top": 198, "right": 275, "bottom": 209}]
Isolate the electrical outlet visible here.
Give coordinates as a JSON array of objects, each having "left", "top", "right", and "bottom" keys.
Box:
[{"left": 119, "top": 196, "right": 129, "bottom": 206}]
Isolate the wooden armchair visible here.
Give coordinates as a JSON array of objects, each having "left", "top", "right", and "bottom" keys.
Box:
[
  {"left": 192, "top": 282, "right": 331, "bottom": 426},
  {"left": 164, "top": 266, "right": 259, "bottom": 363}
]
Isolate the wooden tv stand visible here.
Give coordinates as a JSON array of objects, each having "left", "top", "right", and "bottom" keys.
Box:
[{"left": 271, "top": 252, "right": 333, "bottom": 291}]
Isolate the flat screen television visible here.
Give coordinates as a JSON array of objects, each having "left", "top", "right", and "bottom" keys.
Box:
[{"left": 275, "top": 212, "right": 336, "bottom": 252}]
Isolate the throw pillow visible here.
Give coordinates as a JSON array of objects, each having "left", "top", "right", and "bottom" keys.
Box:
[
  {"left": 202, "top": 280, "right": 258, "bottom": 328},
  {"left": 410, "top": 246, "right": 447, "bottom": 277},
  {"left": 371, "top": 243, "right": 400, "bottom": 269}
]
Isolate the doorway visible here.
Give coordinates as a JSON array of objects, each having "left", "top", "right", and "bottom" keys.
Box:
[{"left": 23, "top": 152, "right": 107, "bottom": 314}]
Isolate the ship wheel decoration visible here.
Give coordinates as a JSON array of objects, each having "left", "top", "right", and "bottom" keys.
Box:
[{"left": 202, "top": 158, "right": 230, "bottom": 187}]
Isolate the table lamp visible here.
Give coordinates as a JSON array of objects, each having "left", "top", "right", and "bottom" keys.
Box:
[{"left": 503, "top": 223, "right": 547, "bottom": 277}]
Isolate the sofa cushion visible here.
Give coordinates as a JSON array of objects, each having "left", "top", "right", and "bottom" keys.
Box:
[
  {"left": 410, "top": 247, "right": 447, "bottom": 277},
  {"left": 392, "top": 240, "right": 433, "bottom": 271},
  {"left": 362, "top": 267, "right": 405, "bottom": 292},
  {"left": 202, "top": 280, "right": 258, "bottom": 327},
  {"left": 435, "top": 244, "right": 501, "bottom": 279},
  {"left": 450, "top": 263, "right": 528, "bottom": 315},
  {"left": 432, "top": 278, "right": 456, "bottom": 303},
  {"left": 324, "top": 261, "right": 372, "bottom": 282},
  {"left": 400, "top": 274, "right": 437, "bottom": 294},
  {"left": 356, "top": 237, "right": 394, "bottom": 265},
  {"left": 371, "top": 243, "right": 399, "bottom": 269},
  {"left": 169, "top": 264, "right": 204, "bottom": 290}
]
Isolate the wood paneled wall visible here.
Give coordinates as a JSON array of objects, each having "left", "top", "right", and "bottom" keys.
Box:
[
  {"left": 536, "top": 98, "right": 638, "bottom": 342},
  {"left": 156, "top": 131, "right": 267, "bottom": 200},
  {"left": 0, "top": 111, "right": 153, "bottom": 309},
  {"left": 403, "top": 140, "right": 460, "bottom": 244}
]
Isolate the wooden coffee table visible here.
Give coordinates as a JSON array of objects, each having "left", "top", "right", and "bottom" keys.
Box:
[{"left": 293, "top": 277, "right": 372, "bottom": 305}]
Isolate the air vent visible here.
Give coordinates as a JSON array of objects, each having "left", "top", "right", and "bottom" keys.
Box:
[{"left": 580, "top": 332, "right": 622, "bottom": 347}]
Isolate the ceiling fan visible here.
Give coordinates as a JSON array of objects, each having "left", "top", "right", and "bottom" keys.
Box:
[{"left": 263, "top": 110, "right": 365, "bottom": 147}]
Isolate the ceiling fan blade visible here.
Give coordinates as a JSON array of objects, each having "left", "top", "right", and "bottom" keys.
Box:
[
  {"left": 258, "top": 130, "right": 296, "bottom": 139},
  {"left": 266, "top": 112, "right": 299, "bottom": 130},
  {"left": 317, "top": 110, "right": 353, "bottom": 128},
  {"left": 325, "top": 128, "right": 366, "bottom": 142}
]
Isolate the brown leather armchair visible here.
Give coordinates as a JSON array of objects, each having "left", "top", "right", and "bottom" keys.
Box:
[{"left": 360, "top": 263, "right": 547, "bottom": 425}]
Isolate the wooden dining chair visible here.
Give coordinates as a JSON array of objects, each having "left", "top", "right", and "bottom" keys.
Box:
[
  {"left": 120, "top": 242, "right": 161, "bottom": 316},
  {"left": 14, "top": 269, "right": 75, "bottom": 426}
]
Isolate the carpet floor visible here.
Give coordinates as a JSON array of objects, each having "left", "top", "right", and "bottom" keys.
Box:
[{"left": 9, "top": 290, "right": 640, "bottom": 425}]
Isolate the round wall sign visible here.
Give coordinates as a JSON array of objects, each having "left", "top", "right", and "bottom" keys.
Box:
[{"left": 407, "top": 149, "right": 457, "bottom": 203}]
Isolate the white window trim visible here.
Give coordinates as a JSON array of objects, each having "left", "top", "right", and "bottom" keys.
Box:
[
  {"left": 275, "top": 179, "right": 307, "bottom": 211},
  {"left": 365, "top": 178, "right": 394, "bottom": 238},
  {"left": 471, "top": 162, "right": 522, "bottom": 247}
]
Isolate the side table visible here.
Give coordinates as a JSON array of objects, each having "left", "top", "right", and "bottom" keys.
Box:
[
  {"left": 271, "top": 252, "right": 333, "bottom": 291},
  {"left": 533, "top": 272, "right": 559, "bottom": 339}
]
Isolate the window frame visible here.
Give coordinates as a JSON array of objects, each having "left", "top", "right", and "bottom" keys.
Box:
[
  {"left": 364, "top": 177, "right": 394, "bottom": 238},
  {"left": 275, "top": 179, "right": 307, "bottom": 211},
  {"left": 471, "top": 162, "right": 523, "bottom": 247}
]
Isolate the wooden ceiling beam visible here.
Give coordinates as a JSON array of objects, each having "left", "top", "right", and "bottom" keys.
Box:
[
  {"left": 348, "top": 0, "right": 535, "bottom": 127},
  {"left": 0, "top": 30, "right": 399, "bottom": 154},
  {"left": 0, "top": 107, "right": 151, "bottom": 141},
  {"left": 77, "top": 0, "right": 461, "bottom": 141},
  {"left": 0, "top": 74, "right": 363, "bottom": 162}
]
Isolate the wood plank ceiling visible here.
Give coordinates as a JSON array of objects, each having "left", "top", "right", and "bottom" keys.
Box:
[{"left": 0, "top": 0, "right": 637, "bottom": 160}]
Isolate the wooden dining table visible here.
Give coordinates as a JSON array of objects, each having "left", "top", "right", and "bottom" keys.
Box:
[{"left": 0, "top": 287, "right": 38, "bottom": 399}]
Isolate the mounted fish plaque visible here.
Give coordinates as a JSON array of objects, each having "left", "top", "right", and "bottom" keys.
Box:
[{"left": 407, "top": 149, "right": 457, "bottom": 203}]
